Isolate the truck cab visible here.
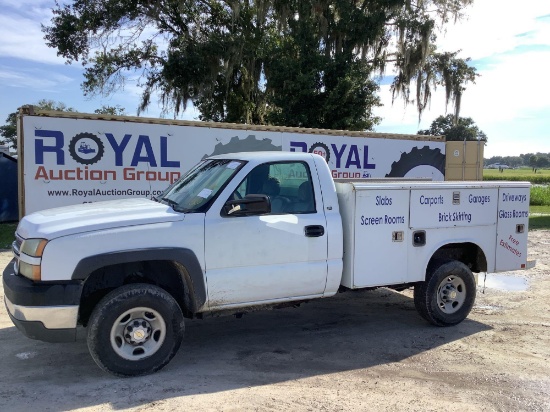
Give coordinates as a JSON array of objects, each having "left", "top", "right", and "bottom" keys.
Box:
[{"left": 200, "top": 152, "right": 343, "bottom": 307}]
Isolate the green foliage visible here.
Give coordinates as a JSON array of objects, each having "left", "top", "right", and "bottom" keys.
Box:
[
  {"left": 418, "top": 114, "right": 487, "bottom": 141},
  {"left": 530, "top": 205, "right": 550, "bottom": 214},
  {"left": 485, "top": 153, "right": 550, "bottom": 169},
  {"left": 94, "top": 105, "right": 126, "bottom": 116},
  {"left": 0, "top": 223, "right": 17, "bottom": 250},
  {"left": 530, "top": 186, "right": 550, "bottom": 206},
  {"left": 35, "top": 99, "right": 76, "bottom": 112},
  {"left": 529, "top": 155, "right": 538, "bottom": 169},
  {"left": 0, "top": 100, "right": 75, "bottom": 150},
  {"left": 261, "top": 1, "right": 385, "bottom": 130},
  {"left": 394, "top": 52, "right": 478, "bottom": 123},
  {"left": 484, "top": 156, "right": 523, "bottom": 168},
  {"left": 483, "top": 169, "right": 550, "bottom": 185},
  {"left": 43, "top": 0, "right": 476, "bottom": 129},
  {"left": 265, "top": 28, "right": 381, "bottom": 130},
  {"left": 1, "top": 101, "right": 126, "bottom": 150},
  {"left": 0, "top": 112, "right": 17, "bottom": 150}
]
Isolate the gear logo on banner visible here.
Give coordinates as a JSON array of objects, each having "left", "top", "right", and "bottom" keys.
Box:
[
  {"left": 308, "top": 142, "right": 330, "bottom": 163},
  {"left": 68, "top": 133, "right": 105, "bottom": 165}
]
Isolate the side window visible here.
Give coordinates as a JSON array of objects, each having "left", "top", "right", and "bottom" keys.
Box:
[{"left": 229, "top": 161, "right": 316, "bottom": 214}]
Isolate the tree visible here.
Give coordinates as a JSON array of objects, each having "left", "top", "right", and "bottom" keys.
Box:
[
  {"left": 418, "top": 114, "right": 487, "bottom": 141},
  {"left": 43, "top": 0, "right": 477, "bottom": 129},
  {"left": 263, "top": 2, "right": 382, "bottom": 130},
  {"left": 34, "top": 99, "right": 75, "bottom": 112},
  {"left": 536, "top": 156, "right": 549, "bottom": 169},
  {"left": 0, "top": 101, "right": 124, "bottom": 150},
  {"left": 393, "top": 51, "right": 478, "bottom": 123},
  {"left": 0, "top": 112, "right": 17, "bottom": 150},
  {"left": 529, "top": 155, "right": 538, "bottom": 171},
  {"left": 94, "top": 105, "right": 126, "bottom": 116},
  {"left": 484, "top": 156, "right": 523, "bottom": 168},
  {"left": 0, "top": 100, "right": 75, "bottom": 151}
]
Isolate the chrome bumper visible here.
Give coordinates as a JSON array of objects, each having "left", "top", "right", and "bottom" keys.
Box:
[{"left": 5, "top": 295, "right": 79, "bottom": 330}]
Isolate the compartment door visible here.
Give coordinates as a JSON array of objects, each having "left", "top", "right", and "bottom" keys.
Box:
[
  {"left": 352, "top": 189, "right": 409, "bottom": 287},
  {"left": 495, "top": 187, "right": 529, "bottom": 271}
]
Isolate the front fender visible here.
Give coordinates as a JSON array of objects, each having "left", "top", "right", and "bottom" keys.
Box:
[{"left": 71, "top": 247, "right": 206, "bottom": 312}]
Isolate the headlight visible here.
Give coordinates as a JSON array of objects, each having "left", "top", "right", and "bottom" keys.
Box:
[
  {"left": 21, "top": 238, "right": 48, "bottom": 257},
  {"left": 19, "top": 261, "right": 41, "bottom": 281},
  {"left": 18, "top": 238, "right": 47, "bottom": 281}
]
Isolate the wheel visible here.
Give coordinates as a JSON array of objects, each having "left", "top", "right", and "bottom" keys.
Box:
[
  {"left": 385, "top": 146, "right": 445, "bottom": 178},
  {"left": 414, "top": 260, "right": 476, "bottom": 326},
  {"left": 87, "top": 284, "right": 184, "bottom": 377}
]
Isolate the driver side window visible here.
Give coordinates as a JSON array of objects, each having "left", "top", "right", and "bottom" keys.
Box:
[{"left": 230, "top": 161, "right": 316, "bottom": 214}]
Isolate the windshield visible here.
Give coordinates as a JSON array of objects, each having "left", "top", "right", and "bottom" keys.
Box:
[{"left": 159, "top": 159, "right": 244, "bottom": 212}]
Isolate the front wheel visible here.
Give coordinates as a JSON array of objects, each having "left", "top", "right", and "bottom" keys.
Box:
[
  {"left": 414, "top": 260, "right": 476, "bottom": 326},
  {"left": 87, "top": 284, "right": 184, "bottom": 377}
]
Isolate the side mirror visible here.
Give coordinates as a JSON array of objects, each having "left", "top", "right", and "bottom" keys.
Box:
[{"left": 224, "top": 194, "right": 271, "bottom": 216}]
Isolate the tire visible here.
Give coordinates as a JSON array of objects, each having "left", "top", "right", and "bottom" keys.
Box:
[
  {"left": 87, "top": 284, "right": 184, "bottom": 377},
  {"left": 414, "top": 260, "right": 476, "bottom": 326},
  {"left": 385, "top": 146, "right": 445, "bottom": 178}
]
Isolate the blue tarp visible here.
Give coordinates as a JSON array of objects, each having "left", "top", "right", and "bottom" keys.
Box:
[{"left": 0, "top": 152, "right": 18, "bottom": 222}]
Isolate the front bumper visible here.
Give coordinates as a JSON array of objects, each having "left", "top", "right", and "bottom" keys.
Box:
[{"left": 3, "top": 259, "right": 82, "bottom": 342}]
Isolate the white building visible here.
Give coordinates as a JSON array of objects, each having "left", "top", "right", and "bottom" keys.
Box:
[{"left": 0, "top": 144, "right": 10, "bottom": 155}]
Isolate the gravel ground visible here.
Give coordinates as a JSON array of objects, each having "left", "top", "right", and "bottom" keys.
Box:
[{"left": 1, "top": 231, "right": 549, "bottom": 411}]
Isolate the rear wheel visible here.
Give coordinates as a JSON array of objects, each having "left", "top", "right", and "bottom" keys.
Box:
[
  {"left": 414, "top": 260, "right": 476, "bottom": 326},
  {"left": 87, "top": 283, "right": 184, "bottom": 377}
]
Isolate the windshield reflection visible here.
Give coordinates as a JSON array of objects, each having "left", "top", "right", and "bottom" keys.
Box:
[{"left": 159, "top": 159, "right": 244, "bottom": 213}]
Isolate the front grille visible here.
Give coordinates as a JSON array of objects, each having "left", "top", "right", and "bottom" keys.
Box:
[{"left": 13, "top": 233, "right": 23, "bottom": 258}]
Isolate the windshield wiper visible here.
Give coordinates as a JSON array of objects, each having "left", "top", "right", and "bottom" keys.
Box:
[{"left": 158, "top": 197, "right": 187, "bottom": 212}]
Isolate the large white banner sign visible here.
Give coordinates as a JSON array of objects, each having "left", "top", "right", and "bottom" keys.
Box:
[{"left": 22, "top": 116, "right": 445, "bottom": 214}]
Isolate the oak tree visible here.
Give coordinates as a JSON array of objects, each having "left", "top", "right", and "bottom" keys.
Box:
[
  {"left": 418, "top": 114, "right": 487, "bottom": 141},
  {"left": 43, "top": 0, "right": 477, "bottom": 129}
]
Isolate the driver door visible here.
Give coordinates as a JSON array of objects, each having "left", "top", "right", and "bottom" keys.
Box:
[{"left": 204, "top": 160, "right": 328, "bottom": 308}]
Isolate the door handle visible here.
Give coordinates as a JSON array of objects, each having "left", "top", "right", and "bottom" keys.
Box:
[{"left": 304, "top": 225, "right": 325, "bottom": 237}]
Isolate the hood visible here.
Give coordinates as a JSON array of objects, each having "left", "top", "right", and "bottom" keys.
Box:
[{"left": 17, "top": 198, "right": 185, "bottom": 240}]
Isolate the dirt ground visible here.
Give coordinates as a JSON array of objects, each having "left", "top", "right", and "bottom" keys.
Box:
[{"left": 1, "top": 231, "right": 549, "bottom": 412}]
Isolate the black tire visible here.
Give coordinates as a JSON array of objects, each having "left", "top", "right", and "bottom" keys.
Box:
[
  {"left": 414, "top": 260, "right": 476, "bottom": 326},
  {"left": 386, "top": 146, "right": 445, "bottom": 178},
  {"left": 87, "top": 284, "right": 184, "bottom": 377}
]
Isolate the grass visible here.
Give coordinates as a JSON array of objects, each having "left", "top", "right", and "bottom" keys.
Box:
[
  {"left": 530, "top": 185, "right": 550, "bottom": 206},
  {"left": 484, "top": 168, "right": 550, "bottom": 184},
  {"left": 530, "top": 205, "right": 550, "bottom": 229},
  {"left": 529, "top": 215, "right": 550, "bottom": 230},
  {"left": 0, "top": 223, "right": 17, "bottom": 250},
  {"left": 530, "top": 205, "right": 550, "bottom": 214}
]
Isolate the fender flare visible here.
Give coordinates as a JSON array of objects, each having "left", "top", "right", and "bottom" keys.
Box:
[
  {"left": 71, "top": 248, "right": 206, "bottom": 312},
  {"left": 423, "top": 241, "right": 489, "bottom": 280}
]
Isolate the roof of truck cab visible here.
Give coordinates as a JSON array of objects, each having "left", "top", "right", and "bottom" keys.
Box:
[{"left": 207, "top": 151, "right": 317, "bottom": 162}]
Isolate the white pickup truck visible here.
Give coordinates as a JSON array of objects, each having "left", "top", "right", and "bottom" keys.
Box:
[{"left": 4, "top": 152, "right": 531, "bottom": 376}]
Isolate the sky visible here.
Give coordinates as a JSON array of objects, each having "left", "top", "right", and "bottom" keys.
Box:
[{"left": 0, "top": 0, "right": 549, "bottom": 159}]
